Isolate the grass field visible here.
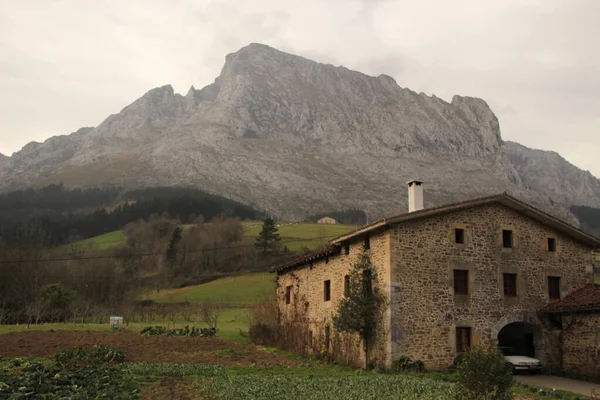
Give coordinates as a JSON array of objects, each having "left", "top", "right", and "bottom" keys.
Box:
[
  {"left": 60, "top": 222, "right": 356, "bottom": 253},
  {"left": 146, "top": 273, "right": 274, "bottom": 304}
]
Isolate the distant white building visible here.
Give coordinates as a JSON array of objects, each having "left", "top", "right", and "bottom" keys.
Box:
[{"left": 317, "top": 216, "right": 338, "bottom": 225}]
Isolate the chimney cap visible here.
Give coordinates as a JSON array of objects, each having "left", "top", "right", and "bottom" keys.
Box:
[{"left": 406, "top": 180, "right": 423, "bottom": 186}]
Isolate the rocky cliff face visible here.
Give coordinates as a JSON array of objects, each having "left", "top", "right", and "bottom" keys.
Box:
[{"left": 1, "top": 43, "right": 598, "bottom": 225}]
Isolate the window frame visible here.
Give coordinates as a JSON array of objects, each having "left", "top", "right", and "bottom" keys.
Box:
[
  {"left": 548, "top": 276, "right": 561, "bottom": 300},
  {"left": 503, "top": 273, "right": 517, "bottom": 297},
  {"left": 455, "top": 228, "right": 465, "bottom": 244},
  {"left": 285, "top": 285, "right": 292, "bottom": 305},
  {"left": 502, "top": 229, "right": 513, "bottom": 248},
  {"left": 456, "top": 327, "right": 472, "bottom": 353},
  {"left": 324, "top": 280, "right": 331, "bottom": 302},
  {"left": 453, "top": 269, "right": 469, "bottom": 295}
]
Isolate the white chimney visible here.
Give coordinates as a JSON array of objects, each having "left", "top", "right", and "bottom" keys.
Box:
[{"left": 407, "top": 180, "right": 424, "bottom": 212}]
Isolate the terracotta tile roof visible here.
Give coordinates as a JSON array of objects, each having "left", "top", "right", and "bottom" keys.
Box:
[
  {"left": 538, "top": 283, "right": 600, "bottom": 314},
  {"left": 329, "top": 193, "right": 600, "bottom": 248},
  {"left": 270, "top": 246, "right": 341, "bottom": 273}
]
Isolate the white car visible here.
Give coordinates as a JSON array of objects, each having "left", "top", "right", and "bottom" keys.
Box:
[{"left": 499, "top": 347, "right": 542, "bottom": 374}]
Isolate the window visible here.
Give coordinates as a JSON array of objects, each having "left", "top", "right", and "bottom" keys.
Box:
[
  {"left": 456, "top": 327, "right": 472, "bottom": 353},
  {"left": 503, "top": 273, "right": 517, "bottom": 296},
  {"left": 502, "top": 230, "right": 513, "bottom": 248},
  {"left": 453, "top": 270, "right": 469, "bottom": 295},
  {"left": 285, "top": 286, "right": 292, "bottom": 305},
  {"left": 364, "top": 235, "right": 370, "bottom": 250},
  {"left": 548, "top": 276, "right": 561, "bottom": 300},
  {"left": 324, "top": 280, "right": 331, "bottom": 302},
  {"left": 547, "top": 238, "right": 556, "bottom": 252},
  {"left": 344, "top": 275, "right": 350, "bottom": 297},
  {"left": 344, "top": 243, "right": 350, "bottom": 255},
  {"left": 455, "top": 228, "right": 465, "bottom": 244}
]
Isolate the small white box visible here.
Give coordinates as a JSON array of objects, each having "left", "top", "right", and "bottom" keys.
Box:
[{"left": 110, "top": 316, "right": 123, "bottom": 329}]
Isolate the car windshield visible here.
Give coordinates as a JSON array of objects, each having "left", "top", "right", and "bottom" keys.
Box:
[{"left": 498, "top": 347, "right": 516, "bottom": 356}]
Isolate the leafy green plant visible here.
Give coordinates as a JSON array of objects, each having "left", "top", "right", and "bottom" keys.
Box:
[
  {"left": 53, "top": 344, "right": 125, "bottom": 369},
  {"left": 455, "top": 346, "right": 513, "bottom": 400},
  {"left": 118, "top": 363, "right": 226, "bottom": 378},
  {"left": 392, "top": 356, "right": 426, "bottom": 373},
  {"left": 333, "top": 250, "right": 385, "bottom": 369},
  {"left": 140, "top": 325, "right": 216, "bottom": 337},
  {"left": 0, "top": 360, "right": 137, "bottom": 399}
]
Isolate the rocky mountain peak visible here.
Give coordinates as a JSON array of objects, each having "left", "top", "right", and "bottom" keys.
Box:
[{"left": 0, "top": 43, "right": 598, "bottom": 226}]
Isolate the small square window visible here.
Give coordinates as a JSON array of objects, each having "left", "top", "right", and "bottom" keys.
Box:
[
  {"left": 285, "top": 286, "right": 292, "bottom": 305},
  {"left": 344, "top": 243, "right": 350, "bottom": 255},
  {"left": 503, "top": 273, "right": 517, "bottom": 297},
  {"left": 453, "top": 270, "right": 469, "bottom": 295},
  {"left": 456, "top": 327, "right": 472, "bottom": 353},
  {"left": 547, "top": 238, "right": 556, "bottom": 252},
  {"left": 455, "top": 228, "right": 465, "bottom": 244},
  {"left": 364, "top": 236, "right": 370, "bottom": 250},
  {"left": 344, "top": 275, "right": 350, "bottom": 297},
  {"left": 324, "top": 280, "right": 331, "bottom": 302},
  {"left": 502, "top": 230, "right": 513, "bottom": 248}
]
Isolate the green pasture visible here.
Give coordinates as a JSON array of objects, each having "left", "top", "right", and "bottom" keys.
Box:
[{"left": 146, "top": 273, "right": 274, "bottom": 304}]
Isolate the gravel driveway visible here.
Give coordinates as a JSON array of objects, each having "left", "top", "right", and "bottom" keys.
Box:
[{"left": 516, "top": 375, "right": 600, "bottom": 397}]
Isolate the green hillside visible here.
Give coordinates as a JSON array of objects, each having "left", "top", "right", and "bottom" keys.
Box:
[
  {"left": 62, "top": 222, "right": 356, "bottom": 252},
  {"left": 147, "top": 273, "right": 274, "bottom": 304}
]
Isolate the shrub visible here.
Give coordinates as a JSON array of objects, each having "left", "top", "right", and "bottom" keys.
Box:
[
  {"left": 53, "top": 345, "right": 125, "bottom": 370},
  {"left": 455, "top": 346, "right": 513, "bottom": 400},
  {"left": 140, "top": 325, "right": 216, "bottom": 337},
  {"left": 392, "top": 356, "right": 425, "bottom": 373}
]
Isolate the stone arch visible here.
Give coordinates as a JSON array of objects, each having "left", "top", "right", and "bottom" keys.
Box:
[{"left": 491, "top": 313, "right": 543, "bottom": 358}]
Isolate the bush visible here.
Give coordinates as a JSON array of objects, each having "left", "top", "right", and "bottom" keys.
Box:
[
  {"left": 392, "top": 356, "right": 426, "bottom": 373},
  {"left": 140, "top": 325, "right": 216, "bottom": 337},
  {"left": 53, "top": 345, "right": 125, "bottom": 369},
  {"left": 455, "top": 346, "right": 513, "bottom": 400}
]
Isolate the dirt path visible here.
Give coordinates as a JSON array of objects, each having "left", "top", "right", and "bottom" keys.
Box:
[
  {"left": 516, "top": 375, "right": 600, "bottom": 397},
  {"left": 0, "top": 331, "right": 298, "bottom": 367}
]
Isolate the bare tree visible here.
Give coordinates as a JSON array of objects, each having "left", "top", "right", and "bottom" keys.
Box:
[{"left": 197, "top": 301, "right": 227, "bottom": 330}]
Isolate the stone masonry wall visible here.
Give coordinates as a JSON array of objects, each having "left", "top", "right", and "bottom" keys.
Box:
[
  {"left": 562, "top": 313, "right": 600, "bottom": 377},
  {"left": 276, "top": 229, "right": 391, "bottom": 368},
  {"left": 389, "top": 203, "right": 594, "bottom": 370}
]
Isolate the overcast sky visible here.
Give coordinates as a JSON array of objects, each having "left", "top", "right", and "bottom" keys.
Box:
[{"left": 1, "top": 0, "right": 598, "bottom": 176}]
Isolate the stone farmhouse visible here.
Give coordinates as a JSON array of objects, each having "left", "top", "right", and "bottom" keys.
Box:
[
  {"left": 317, "top": 217, "right": 338, "bottom": 225},
  {"left": 272, "top": 181, "right": 600, "bottom": 372}
]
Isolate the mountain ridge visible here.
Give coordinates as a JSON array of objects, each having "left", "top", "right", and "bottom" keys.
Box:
[{"left": 1, "top": 43, "right": 599, "bottom": 226}]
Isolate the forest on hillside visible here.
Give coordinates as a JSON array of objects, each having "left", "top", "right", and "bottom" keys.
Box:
[{"left": 0, "top": 185, "right": 262, "bottom": 247}]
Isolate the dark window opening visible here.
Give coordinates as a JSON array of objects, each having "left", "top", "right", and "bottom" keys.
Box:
[
  {"left": 548, "top": 276, "right": 561, "bottom": 300},
  {"left": 344, "top": 243, "right": 350, "bottom": 255},
  {"left": 364, "top": 235, "right": 370, "bottom": 250},
  {"left": 456, "top": 327, "right": 472, "bottom": 353},
  {"left": 503, "top": 273, "right": 517, "bottom": 296},
  {"left": 502, "top": 230, "right": 513, "bottom": 248},
  {"left": 324, "top": 280, "right": 331, "bottom": 302},
  {"left": 285, "top": 286, "right": 292, "bottom": 305},
  {"left": 344, "top": 275, "right": 350, "bottom": 297},
  {"left": 454, "top": 269, "right": 469, "bottom": 295},
  {"left": 455, "top": 228, "right": 465, "bottom": 244},
  {"left": 547, "top": 238, "right": 556, "bottom": 252},
  {"left": 362, "top": 270, "right": 373, "bottom": 295}
]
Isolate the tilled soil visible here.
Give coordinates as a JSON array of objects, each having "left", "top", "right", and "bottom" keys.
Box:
[{"left": 0, "top": 331, "right": 298, "bottom": 366}]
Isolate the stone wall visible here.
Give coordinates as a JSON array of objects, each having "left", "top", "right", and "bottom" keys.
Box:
[
  {"left": 562, "top": 313, "right": 600, "bottom": 377},
  {"left": 276, "top": 228, "right": 392, "bottom": 368},
  {"left": 388, "top": 203, "right": 594, "bottom": 370}
]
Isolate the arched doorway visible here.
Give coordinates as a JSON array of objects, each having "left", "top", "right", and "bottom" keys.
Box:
[{"left": 497, "top": 322, "right": 535, "bottom": 357}]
